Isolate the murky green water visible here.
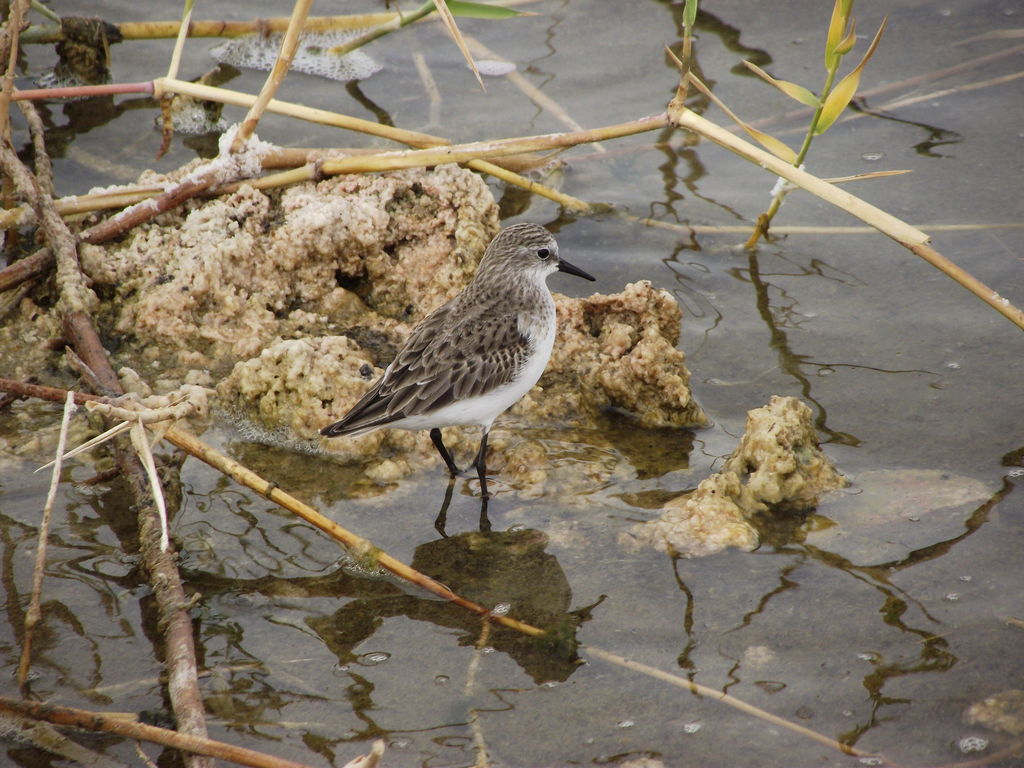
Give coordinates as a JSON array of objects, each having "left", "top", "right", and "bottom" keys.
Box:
[{"left": 3, "top": 0, "right": 1023, "bottom": 766}]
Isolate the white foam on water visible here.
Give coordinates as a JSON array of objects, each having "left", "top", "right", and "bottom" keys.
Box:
[
  {"left": 210, "top": 30, "right": 382, "bottom": 82},
  {"left": 476, "top": 59, "right": 517, "bottom": 76}
]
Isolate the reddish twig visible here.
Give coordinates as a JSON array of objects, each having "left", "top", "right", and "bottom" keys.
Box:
[
  {"left": 0, "top": 247, "right": 55, "bottom": 292},
  {"left": 0, "top": 695, "right": 315, "bottom": 768},
  {"left": 18, "top": 391, "right": 77, "bottom": 691},
  {"left": 12, "top": 81, "right": 156, "bottom": 100}
]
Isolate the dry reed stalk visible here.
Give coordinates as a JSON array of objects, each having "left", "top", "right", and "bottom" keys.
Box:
[
  {"left": 582, "top": 646, "right": 875, "bottom": 759},
  {"left": 633, "top": 218, "right": 1024, "bottom": 236},
  {"left": 667, "top": 104, "right": 1024, "bottom": 331},
  {"left": 154, "top": 76, "right": 442, "bottom": 146},
  {"left": 160, "top": 422, "right": 546, "bottom": 637},
  {"left": 117, "top": 13, "right": 397, "bottom": 39},
  {"left": 232, "top": 0, "right": 313, "bottom": 151},
  {"left": 432, "top": 0, "right": 484, "bottom": 89},
  {"left": 164, "top": 1, "right": 193, "bottom": 82},
  {"left": 17, "top": 14, "right": 397, "bottom": 45},
  {"left": 0, "top": 99, "right": 637, "bottom": 238},
  {"left": 469, "top": 157, "right": 590, "bottom": 211},
  {"left": 0, "top": 146, "right": 563, "bottom": 231},
  {"left": 313, "top": 113, "right": 670, "bottom": 174}
]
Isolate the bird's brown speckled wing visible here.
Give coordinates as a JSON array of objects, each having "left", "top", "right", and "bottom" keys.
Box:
[{"left": 321, "top": 297, "right": 530, "bottom": 436}]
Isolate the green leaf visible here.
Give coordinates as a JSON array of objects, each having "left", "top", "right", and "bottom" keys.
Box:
[
  {"left": 445, "top": 0, "right": 531, "bottom": 19},
  {"left": 815, "top": 69, "right": 860, "bottom": 133},
  {"left": 816, "top": 16, "right": 888, "bottom": 133},
  {"left": 684, "top": 0, "right": 699, "bottom": 29},
  {"left": 743, "top": 61, "right": 819, "bottom": 108}
]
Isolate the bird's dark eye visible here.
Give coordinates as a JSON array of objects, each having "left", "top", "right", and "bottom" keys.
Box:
[{"left": 537, "top": 248, "right": 550, "bottom": 260}]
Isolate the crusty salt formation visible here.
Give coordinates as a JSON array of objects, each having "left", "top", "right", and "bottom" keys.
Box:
[
  {"left": 535, "top": 281, "right": 707, "bottom": 428},
  {"left": 622, "top": 396, "right": 846, "bottom": 557},
  {"left": 77, "top": 164, "right": 498, "bottom": 376},
  {"left": 217, "top": 281, "right": 708, "bottom": 494}
]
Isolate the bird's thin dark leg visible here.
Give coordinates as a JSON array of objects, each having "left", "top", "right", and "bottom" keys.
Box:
[
  {"left": 478, "top": 494, "right": 491, "bottom": 532},
  {"left": 430, "top": 428, "right": 461, "bottom": 476},
  {"left": 470, "top": 428, "right": 490, "bottom": 500},
  {"left": 434, "top": 475, "right": 456, "bottom": 537}
]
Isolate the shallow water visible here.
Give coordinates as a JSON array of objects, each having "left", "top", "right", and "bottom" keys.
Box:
[{"left": 2, "top": 0, "right": 1024, "bottom": 766}]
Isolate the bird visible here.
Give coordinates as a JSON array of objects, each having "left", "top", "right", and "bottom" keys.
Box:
[{"left": 320, "top": 222, "right": 595, "bottom": 500}]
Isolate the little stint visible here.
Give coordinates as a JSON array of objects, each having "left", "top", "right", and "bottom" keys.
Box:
[{"left": 321, "top": 222, "right": 595, "bottom": 498}]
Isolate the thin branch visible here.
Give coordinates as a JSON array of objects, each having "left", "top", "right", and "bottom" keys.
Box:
[
  {"left": 17, "top": 390, "right": 77, "bottom": 691},
  {"left": 0, "top": 696, "right": 316, "bottom": 768},
  {"left": 0, "top": 247, "right": 54, "bottom": 291},
  {"left": 582, "top": 646, "right": 876, "bottom": 759}
]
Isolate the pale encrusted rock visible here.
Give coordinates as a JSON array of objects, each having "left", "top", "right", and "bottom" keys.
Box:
[
  {"left": 77, "top": 164, "right": 499, "bottom": 375},
  {"left": 520, "top": 280, "right": 707, "bottom": 428},
  {"left": 724, "top": 395, "right": 847, "bottom": 514},
  {"left": 623, "top": 396, "right": 846, "bottom": 557}
]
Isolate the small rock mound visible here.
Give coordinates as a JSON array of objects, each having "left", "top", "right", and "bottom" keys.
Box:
[{"left": 622, "top": 396, "right": 846, "bottom": 557}]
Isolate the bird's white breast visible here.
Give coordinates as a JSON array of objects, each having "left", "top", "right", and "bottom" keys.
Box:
[{"left": 393, "top": 296, "right": 556, "bottom": 431}]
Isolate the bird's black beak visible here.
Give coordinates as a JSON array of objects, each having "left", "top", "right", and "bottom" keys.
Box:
[{"left": 557, "top": 258, "right": 596, "bottom": 281}]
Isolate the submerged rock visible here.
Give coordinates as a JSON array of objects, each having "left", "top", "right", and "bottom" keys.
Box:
[
  {"left": 804, "top": 468, "right": 995, "bottom": 566},
  {"left": 964, "top": 690, "right": 1024, "bottom": 735},
  {"left": 623, "top": 396, "right": 846, "bottom": 557}
]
